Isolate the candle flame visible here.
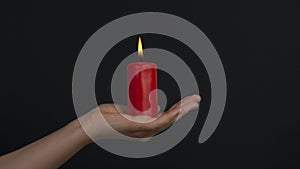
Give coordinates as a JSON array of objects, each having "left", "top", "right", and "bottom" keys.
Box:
[{"left": 138, "top": 36, "right": 143, "bottom": 57}]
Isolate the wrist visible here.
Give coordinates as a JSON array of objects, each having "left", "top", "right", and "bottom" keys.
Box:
[{"left": 68, "top": 119, "right": 93, "bottom": 146}]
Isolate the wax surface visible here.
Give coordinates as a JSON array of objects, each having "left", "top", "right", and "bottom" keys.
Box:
[{"left": 127, "top": 62, "right": 158, "bottom": 117}]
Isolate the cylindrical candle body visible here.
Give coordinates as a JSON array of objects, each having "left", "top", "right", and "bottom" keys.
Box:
[{"left": 127, "top": 62, "right": 158, "bottom": 117}]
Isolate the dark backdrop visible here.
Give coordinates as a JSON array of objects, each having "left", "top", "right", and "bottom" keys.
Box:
[{"left": 1, "top": 0, "right": 300, "bottom": 168}]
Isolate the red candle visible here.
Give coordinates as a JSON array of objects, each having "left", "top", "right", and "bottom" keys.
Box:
[{"left": 127, "top": 37, "right": 158, "bottom": 117}]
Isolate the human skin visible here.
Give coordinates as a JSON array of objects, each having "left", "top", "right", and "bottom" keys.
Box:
[{"left": 0, "top": 95, "right": 201, "bottom": 169}]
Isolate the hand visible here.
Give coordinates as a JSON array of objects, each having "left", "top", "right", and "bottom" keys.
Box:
[
  {"left": 0, "top": 95, "right": 201, "bottom": 169},
  {"left": 79, "top": 95, "right": 201, "bottom": 142}
]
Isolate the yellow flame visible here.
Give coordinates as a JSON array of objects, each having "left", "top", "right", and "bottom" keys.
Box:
[{"left": 138, "top": 36, "right": 143, "bottom": 57}]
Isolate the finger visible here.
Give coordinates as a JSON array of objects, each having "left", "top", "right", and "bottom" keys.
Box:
[
  {"left": 191, "top": 94, "right": 201, "bottom": 102},
  {"left": 183, "top": 95, "right": 201, "bottom": 105},
  {"left": 176, "top": 101, "right": 199, "bottom": 121},
  {"left": 169, "top": 95, "right": 201, "bottom": 111},
  {"left": 175, "top": 95, "right": 200, "bottom": 121},
  {"left": 169, "top": 96, "right": 191, "bottom": 111},
  {"left": 144, "top": 95, "right": 201, "bottom": 132},
  {"left": 182, "top": 101, "right": 199, "bottom": 114}
]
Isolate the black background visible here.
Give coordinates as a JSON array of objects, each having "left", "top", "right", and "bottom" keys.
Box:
[{"left": 1, "top": 0, "right": 300, "bottom": 168}]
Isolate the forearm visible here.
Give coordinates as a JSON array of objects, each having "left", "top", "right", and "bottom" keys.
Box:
[{"left": 0, "top": 119, "right": 91, "bottom": 169}]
